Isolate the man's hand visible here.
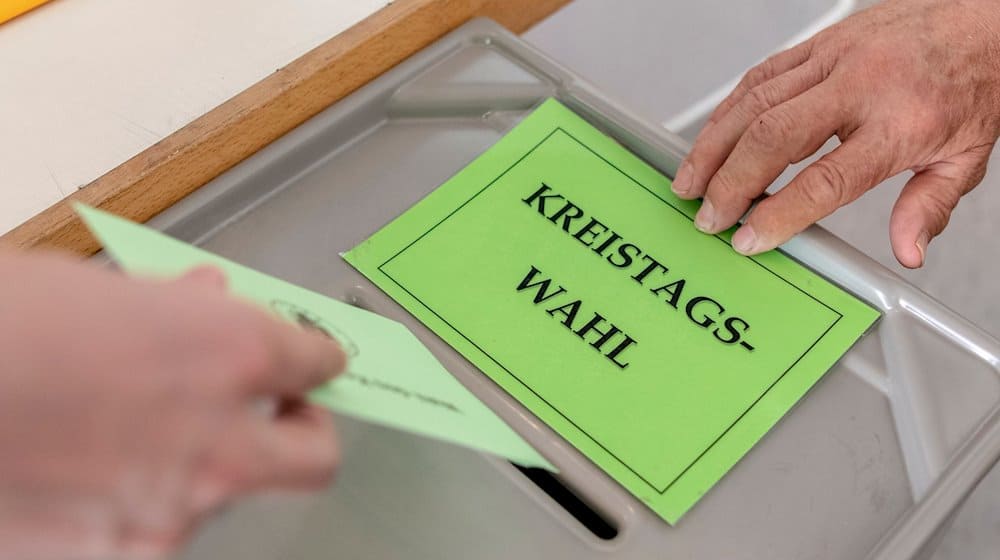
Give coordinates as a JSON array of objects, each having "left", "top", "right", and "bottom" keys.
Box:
[
  {"left": 672, "top": 0, "right": 1000, "bottom": 268},
  {"left": 0, "top": 252, "right": 346, "bottom": 558}
]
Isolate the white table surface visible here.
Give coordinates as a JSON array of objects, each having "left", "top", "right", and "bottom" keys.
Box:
[{"left": 0, "top": 0, "right": 387, "bottom": 234}]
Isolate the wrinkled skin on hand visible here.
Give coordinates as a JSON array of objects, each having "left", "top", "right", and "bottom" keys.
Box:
[
  {"left": 0, "top": 252, "right": 346, "bottom": 559},
  {"left": 672, "top": 0, "right": 1000, "bottom": 268}
]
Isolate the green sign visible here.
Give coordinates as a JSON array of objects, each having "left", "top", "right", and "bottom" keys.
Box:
[{"left": 345, "top": 99, "right": 879, "bottom": 523}]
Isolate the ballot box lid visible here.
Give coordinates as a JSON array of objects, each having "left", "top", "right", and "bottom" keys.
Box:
[{"left": 141, "top": 19, "right": 1000, "bottom": 560}]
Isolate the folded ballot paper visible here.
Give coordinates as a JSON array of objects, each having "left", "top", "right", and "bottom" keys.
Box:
[{"left": 76, "top": 204, "right": 555, "bottom": 472}]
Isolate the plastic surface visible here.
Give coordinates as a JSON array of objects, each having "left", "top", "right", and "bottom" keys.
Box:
[
  {"left": 523, "top": 0, "right": 856, "bottom": 138},
  {"left": 142, "top": 19, "right": 1000, "bottom": 560}
]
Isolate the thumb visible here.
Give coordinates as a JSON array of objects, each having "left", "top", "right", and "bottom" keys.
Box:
[{"left": 889, "top": 145, "right": 992, "bottom": 268}]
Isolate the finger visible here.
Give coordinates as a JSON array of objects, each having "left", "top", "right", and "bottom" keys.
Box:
[
  {"left": 190, "top": 403, "right": 338, "bottom": 504},
  {"left": 674, "top": 59, "right": 828, "bottom": 200},
  {"left": 247, "top": 402, "right": 339, "bottom": 491},
  {"left": 704, "top": 40, "right": 814, "bottom": 127},
  {"left": 250, "top": 318, "right": 348, "bottom": 396},
  {"left": 674, "top": 41, "right": 814, "bottom": 195},
  {"left": 731, "top": 131, "right": 893, "bottom": 255},
  {"left": 176, "top": 265, "right": 228, "bottom": 290},
  {"left": 889, "top": 146, "right": 991, "bottom": 268},
  {"left": 695, "top": 81, "right": 848, "bottom": 233}
]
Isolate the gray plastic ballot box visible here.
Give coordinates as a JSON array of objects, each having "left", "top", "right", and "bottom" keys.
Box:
[{"left": 138, "top": 19, "right": 1000, "bottom": 560}]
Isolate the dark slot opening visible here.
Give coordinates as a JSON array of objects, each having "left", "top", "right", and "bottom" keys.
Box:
[{"left": 513, "top": 465, "right": 618, "bottom": 540}]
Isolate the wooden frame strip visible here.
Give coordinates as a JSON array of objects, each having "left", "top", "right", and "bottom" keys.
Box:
[{"left": 2, "top": 0, "right": 568, "bottom": 254}]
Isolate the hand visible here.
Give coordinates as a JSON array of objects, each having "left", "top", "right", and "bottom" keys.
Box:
[
  {"left": 0, "top": 251, "right": 346, "bottom": 558},
  {"left": 672, "top": 0, "right": 1000, "bottom": 268}
]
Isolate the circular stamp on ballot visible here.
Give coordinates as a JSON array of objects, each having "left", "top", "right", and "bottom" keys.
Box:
[{"left": 269, "top": 299, "right": 360, "bottom": 358}]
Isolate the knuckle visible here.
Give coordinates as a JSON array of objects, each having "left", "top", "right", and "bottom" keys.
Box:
[
  {"left": 742, "top": 64, "right": 769, "bottom": 88},
  {"left": 918, "top": 189, "right": 957, "bottom": 232},
  {"left": 744, "top": 85, "right": 775, "bottom": 115},
  {"left": 822, "top": 35, "right": 853, "bottom": 59},
  {"left": 752, "top": 53, "right": 784, "bottom": 81},
  {"left": 720, "top": 82, "right": 751, "bottom": 117},
  {"left": 801, "top": 160, "right": 852, "bottom": 208},
  {"left": 731, "top": 79, "right": 751, "bottom": 100}
]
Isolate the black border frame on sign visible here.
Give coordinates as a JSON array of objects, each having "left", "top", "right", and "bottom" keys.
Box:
[{"left": 377, "top": 127, "right": 843, "bottom": 494}]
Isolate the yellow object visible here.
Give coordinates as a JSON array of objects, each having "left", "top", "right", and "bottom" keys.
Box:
[{"left": 0, "top": 0, "right": 54, "bottom": 25}]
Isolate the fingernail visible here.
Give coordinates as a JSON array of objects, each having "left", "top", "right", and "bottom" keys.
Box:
[
  {"left": 915, "top": 230, "right": 930, "bottom": 265},
  {"left": 732, "top": 225, "right": 758, "bottom": 254},
  {"left": 672, "top": 161, "right": 693, "bottom": 195},
  {"left": 694, "top": 199, "right": 715, "bottom": 232},
  {"left": 180, "top": 266, "right": 228, "bottom": 290}
]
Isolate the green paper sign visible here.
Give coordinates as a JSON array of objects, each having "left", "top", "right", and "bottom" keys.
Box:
[
  {"left": 76, "top": 204, "right": 555, "bottom": 472},
  {"left": 345, "top": 98, "right": 880, "bottom": 523}
]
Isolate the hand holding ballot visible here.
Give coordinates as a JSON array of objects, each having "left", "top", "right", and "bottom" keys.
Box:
[
  {"left": 673, "top": 0, "right": 1000, "bottom": 269},
  {"left": 0, "top": 250, "right": 345, "bottom": 558}
]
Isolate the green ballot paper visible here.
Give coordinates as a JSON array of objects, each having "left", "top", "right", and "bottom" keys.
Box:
[
  {"left": 75, "top": 204, "right": 555, "bottom": 472},
  {"left": 344, "top": 98, "right": 880, "bottom": 523}
]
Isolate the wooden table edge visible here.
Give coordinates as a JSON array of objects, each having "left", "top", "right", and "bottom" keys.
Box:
[{"left": 2, "top": 0, "right": 569, "bottom": 255}]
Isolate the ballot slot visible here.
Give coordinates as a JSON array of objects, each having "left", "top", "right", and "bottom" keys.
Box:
[
  {"left": 512, "top": 464, "right": 618, "bottom": 540},
  {"left": 347, "top": 281, "right": 618, "bottom": 540}
]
